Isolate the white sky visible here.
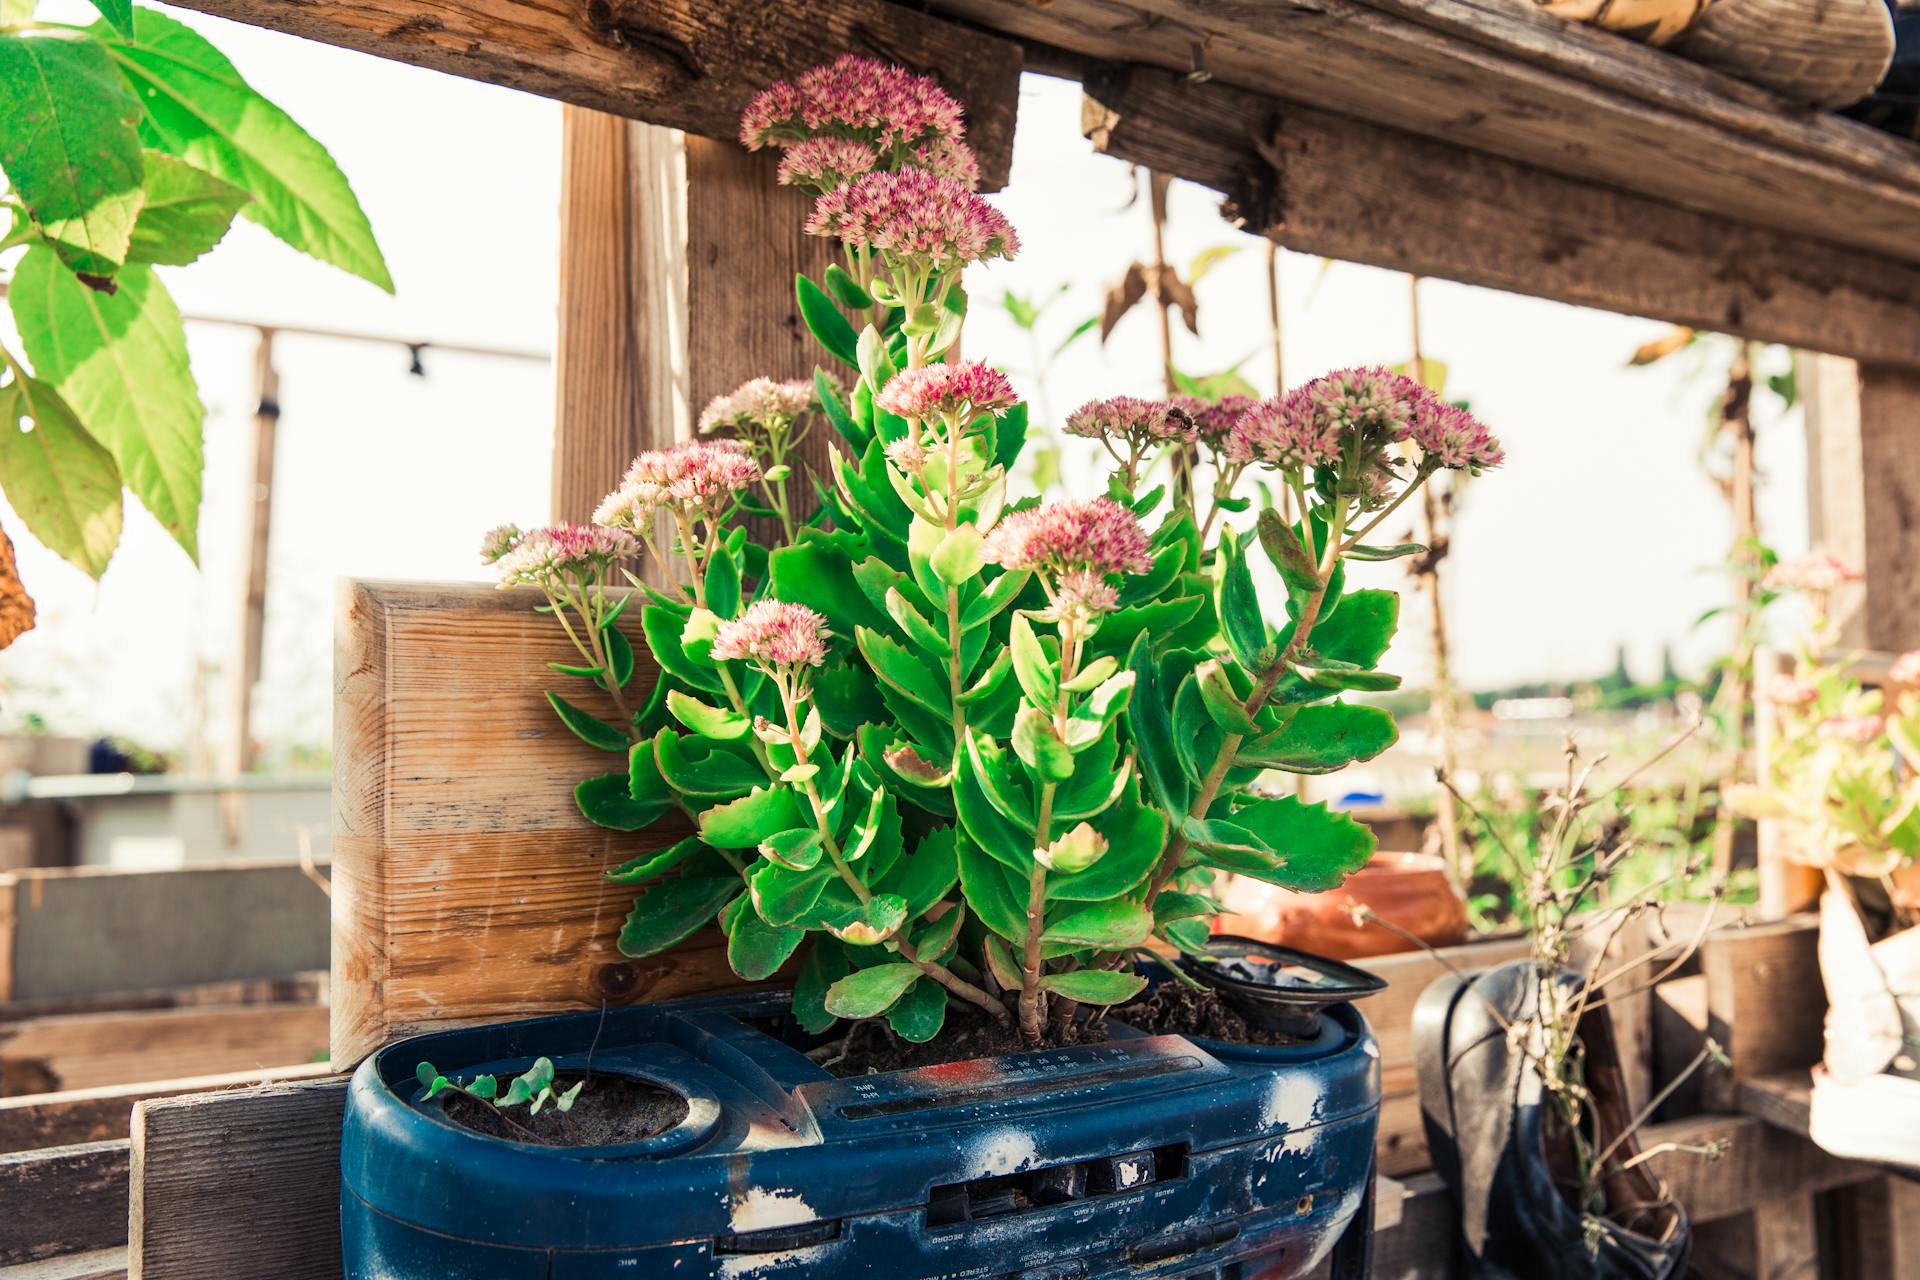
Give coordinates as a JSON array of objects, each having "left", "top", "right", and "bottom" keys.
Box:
[{"left": 0, "top": 8, "right": 1811, "bottom": 760}]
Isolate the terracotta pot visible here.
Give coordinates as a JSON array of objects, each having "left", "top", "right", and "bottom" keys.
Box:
[{"left": 1211, "top": 851, "right": 1469, "bottom": 960}]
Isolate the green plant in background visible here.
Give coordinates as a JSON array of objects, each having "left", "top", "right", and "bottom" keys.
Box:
[
  {"left": 0, "top": 2, "right": 386, "bottom": 597},
  {"left": 489, "top": 56, "right": 1505, "bottom": 1047},
  {"left": 995, "top": 282, "right": 1096, "bottom": 492}
]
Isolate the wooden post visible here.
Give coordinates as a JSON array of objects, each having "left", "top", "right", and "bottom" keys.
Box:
[{"left": 219, "top": 330, "right": 278, "bottom": 847}]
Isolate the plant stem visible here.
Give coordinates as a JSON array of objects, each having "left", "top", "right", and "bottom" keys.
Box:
[{"left": 1019, "top": 781, "right": 1057, "bottom": 1040}]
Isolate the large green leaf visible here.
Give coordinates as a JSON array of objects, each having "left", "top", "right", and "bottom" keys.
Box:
[
  {"left": 0, "top": 31, "right": 143, "bottom": 279},
  {"left": 749, "top": 860, "right": 834, "bottom": 926},
  {"left": 769, "top": 539, "right": 889, "bottom": 639},
  {"left": 12, "top": 248, "right": 201, "bottom": 559},
  {"left": 796, "top": 274, "right": 859, "bottom": 368},
  {"left": 955, "top": 830, "right": 1029, "bottom": 943},
  {"left": 1045, "top": 776, "right": 1165, "bottom": 902},
  {"left": 698, "top": 786, "right": 805, "bottom": 849},
  {"left": 886, "top": 975, "right": 947, "bottom": 1042},
  {"left": 0, "top": 370, "right": 122, "bottom": 577},
  {"left": 1124, "top": 635, "right": 1190, "bottom": 817},
  {"left": 727, "top": 907, "right": 804, "bottom": 981},
  {"left": 792, "top": 939, "right": 850, "bottom": 1034},
  {"left": 99, "top": 9, "right": 391, "bottom": 291},
  {"left": 1236, "top": 703, "right": 1399, "bottom": 773},
  {"left": 126, "top": 150, "right": 248, "bottom": 264},
  {"left": 1041, "top": 899, "right": 1152, "bottom": 949},
  {"left": 873, "top": 825, "right": 960, "bottom": 919},
  {"left": 856, "top": 626, "right": 949, "bottom": 716},
  {"left": 1039, "top": 969, "right": 1146, "bottom": 1005},
  {"left": 824, "top": 961, "right": 920, "bottom": 1018},
  {"left": 617, "top": 876, "right": 737, "bottom": 958},
  {"left": 574, "top": 771, "right": 671, "bottom": 831},
  {"left": 1223, "top": 795, "right": 1376, "bottom": 892}
]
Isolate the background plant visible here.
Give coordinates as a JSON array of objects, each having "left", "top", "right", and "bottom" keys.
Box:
[
  {"left": 492, "top": 56, "right": 1504, "bottom": 1048},
  {"left": 0, "top": 1, "right": 386, "bottom": 618}
]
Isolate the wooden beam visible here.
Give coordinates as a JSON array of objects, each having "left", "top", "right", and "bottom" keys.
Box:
[
  {"left": 0, "top": 1141, "right": 128, "bottom": 1267},
  {"left": 129, "top": 1077, "right": 346, "bottom": 1280},
  {"left": 935, "top": 0, "right": 1920, "bottom": 266},
  {"left": 0, "top": 1005, "right": 327, "bottom": 1097},
  {"left": 1079, "top": 65, "right": 1920, "bottom": 367},
  {"left": 161, "top": 0, "right": 1019, "bottom": 189},
  {"left": 0, "top": 1250, "right": 127, "bottom": 1279},
  {"left": 332, "top": 581, "right": 765, "bottom": 1066},
  {"left": 0, "top": 1063, "right": 336, "bottom": 1155},
  {"left": 1805, "top": 359, "right": 1920, "bottom": 649},
  {"left": 0, "top": 863, "right": 328, "bottom": 1005},
  {"left": 1699, "top": 915, "right": 1823, "bottom": 1104}
]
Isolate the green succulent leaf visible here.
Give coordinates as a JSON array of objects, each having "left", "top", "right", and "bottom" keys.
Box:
[
  {"left": 1012, "top": 706, "right": 1075, "bottom": 783},
  {"left": 1124, "top": 635, "right": 1191, "bottom": 817},
  {"left": 769, "top": 540, "right": 890, "bottom": 639},
  {"left": 757, "top": 827, "right": 823, "bottom": 871},
  {"left": 874, "top": 826, "right": 961, "bottom": 919},
  {"left": 1213, "top": 535, "right": 1268, "bottom": 670},
  {"left": 1344, "top": 541, "right": 1426, "bottom": 562},
  {"left": 618, "top": 876, "right": 738, "bottom": 958},
  {"left": 1046, "top": 776, "right": 1164, "bottom": 902},
  {"left": 797, "top": 274, "right": 860, "bottom": 367},
  {"left": 929, "top": 522, "right": 984, "bottom": 589},
  {"left": 464, "top": 1074, "right": 499, "bottom": 1102},
  {"left": 749, "top": 860, "right": 834, "bottom": 927},
  {"left": 575, "top": 769, "right": 672, "bottom": 831},
  {"left": 1041, "top": 899, "right": 1152, "bottom": 949},
  {"left": 961, "top": 569, "right": 1031, "bottom": 629},
  {"left": 1010, "top": 614, "right": 1057, "bottom": 709},
  {"left": 824, "top": 961, "right": 921, "bottom": 1018},
  {"left": 699, "top": 786, "right": 806, "bottom": 849},
  {"left": 856, "top": 626, "right": 949, "bottom": 716},
  {"left": 1154, "top": 891, "right": 1219, "bottom": 925},
  {"left": 1219, "top": 795, "right": 1376, "bottom": 892},
  {"left": 605, "top": 835, "right": 702, "bottom": 884},
  {"left": 544, "top": 690, "right": 629, "bottom": 751},
  {"left": 793, "top": 939, "right": 851, "bottom": 1034},
  {"left": 1255, "top": 507, "right": 1322, "bottom": 595},
  {"left": 727, "top": 906, "right": 805, "bottom": 981},
  {"left": 667, "top": 690, "right": 750, "bottom": 740},
  {"left": 823, "top": 262, "right": 874, "bottom": 310},
  {"left": 603, "top": 625, "right": 636, "bottom": 689},
  {"left": 642, "top": 605, "right": 726, "bottom": 694},
  {"left": 654, "top": 729, "right": 763, "bottom": 798},
  {"left": 1195, "top": 658, "right": 1257, "bottom": 733},
  {"left": 704, "top": 543, "right": 741, "bottom": 619},
  {"left": 955, "top": 830, "right": 1030, "bottom": 943},
  {"left": 1236, "top": 703, "right": 1399, "bottom": 773},
  {"left": 885, "top": 587, "right": 950, "bottom": 657},
  {"left": 1039, "top": 969, "right": 1146, "bottom": 1005},
  {"left": 885, "top": 975, "right": 948, "bottom": 1042},
  {"left": 821, "top": 893, "right": 908, "bottom": 946}
]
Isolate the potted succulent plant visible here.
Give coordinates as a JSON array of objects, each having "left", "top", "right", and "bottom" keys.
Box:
[
  {"left": 339, "top": 55, "right": 1503, "bottom": 1279},
  {"left": 1727, "top": 557, "right": 1920, "bottom": 1170}
]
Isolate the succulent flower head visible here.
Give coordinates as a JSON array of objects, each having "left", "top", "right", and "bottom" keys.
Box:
[
  {"left": 710, "top": 599, "right": 831, "bottom": 670},
  {"left": 910, "top": 136, "right": 982, "bottom": 190},
  {"left": 876, "top": 360, "right": 1018, "bottom": 423},
  {"left": 1409, "top": 398, "right": 1504, "bottom": 472},
  {"left": 595, "top": 440, "right": 763, "bottom": 528},
  {"left": 1817, "top": 714, "right": 1883, "bottom": 744},
  {"left": 775, "top": 137, "right": 879, "bottom": 192},
  {"left": 1763, "top": 553, "right": 1863, "bottom": 595},
  {"left": 1065, "top": 395, "right": 1197, "bottom": 448},
  {"left": 489, "top": 523, "right": 636, "bottom": 590},
  {"left": 805, "top": 169, "right": 1018, "bottom": 272},
  {"left": 1764, "top": 673, "right": 1819, "bottom": 707},
  {"left": 982, "top": 498, "right": 1153, "bottom": 591},
  {"left": 698, "top": 377, "right": 816, "bottom": 437},
  {"left": 479, "top": 523, "right": 523, "bottom": 565},
  {"left": 1891, "top": 651, "right": 1920, "bottom": 686},
  {"left": 740, "top": 55, "right": 966, "bottom": 155},
  {"left": 1177, "top": 395, "right": 1257, "bottom": 449}
]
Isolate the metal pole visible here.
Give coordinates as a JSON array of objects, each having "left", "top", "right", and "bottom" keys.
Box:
[{"left": 221, "top": 329, "right": 279, "bottom": 846}]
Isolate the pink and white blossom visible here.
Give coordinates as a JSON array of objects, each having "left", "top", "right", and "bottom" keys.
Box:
[
  {"left": 1177, "top": 395, "right": 1256, "bottom": 448},
  {"left": 982, "top": 498, "right": 1152, "bottom": 580},
  {"left": 1818, "top": 714, "right": 1884, "bottom": 744},
  {"left": 595, "top": 440, "right": 763, "bottom": 527},
  {"left": 1764, "top": 553, "right": 1864, "bottom": 595},
  {"left": 1408, "top": 399, "right": 1505, "bottom": 472},
  {"left": 1227, "top": 367, "right": 1422, "bottom": 470},
  {"left": 775, "top": 137, "right": 879, "bottom": 192},
  {"left": 740, "top": 55, "right": 966, "bottom": 154},
  {"left": 1065, "top": 396, "right": 1195, "bottom": 446},
  {"left": 1891, "top": 651, "right": 1920, "bottom": 686},
  {"left": 489, "top": 523, "right": 636, "bottom": 590},
  {"left": 805, "top": 169, "right": 1018, "bottom": 269},
  {"left": 479, "top": 524, "right": 523, "bottom": 565},
  {"left": 1763, "top": 673, "right": 1819, "bottom": 707},
  {"left": 876, "top": 361, "right": 1018, "bottom": 421},
  {"left": 698, "top": 377, "right": 816, "bottom": 436},
  {"left": 711, "top": 600, "right": 831, "bottom": 669},
  {"left": 910, "top": 136, "right": 982, "bottom": 189}
]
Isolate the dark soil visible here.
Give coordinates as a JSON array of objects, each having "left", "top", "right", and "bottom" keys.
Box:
[
  {"left": 440, "top": 1072, "right": 688, "bottom": 1147},
  {"left": 1113, "top": 983, "right": 1309, "bottom": 1046},
  {"left": 816, "top": 1007, "right": 1110, "bottom": 1076}
]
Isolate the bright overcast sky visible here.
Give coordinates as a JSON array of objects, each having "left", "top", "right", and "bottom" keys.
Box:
[{"left": 0, "top": 5, "right": 1812, "bottom": 760}]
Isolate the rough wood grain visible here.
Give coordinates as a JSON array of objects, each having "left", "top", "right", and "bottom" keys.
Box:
[
  {"left": 1081, "top": 65, "right": 1920, "bottom": 367},
  {"left": 0, "top": 1063, "right": 336, "bottom": 1155},
  {"left": 0, "top": 1006, "right": 327, "bottom": 1098},
  {"left": 0, "top": 973, "right": 325, "bottom": 1026},
  {"left": 0, "top": 1249, "right": 128, "bottom": 1279},
  {"left": 0, "top": 863, "right": 327, "bottom": 1005},
  {"left": 128, "top": 1077, "right": 346, "bottom": 1280},
  {"left": 1700, "top": 915, "right": 1823, "bottom": 1105},
  {"left": 934, "top": 0, "right": 1920, "bottom": 265},
  {"left": 0, "top": 1141, "right": 129, "bottom": 1266},
  {"left": 332, "top": 580, "right": 767, "bottom": 1066},
  {"left": 1648, "top": 1112, "right": 1871, "bottom": 1221},
  {"left": 160, "top": 0, "right": 1019, "bottom": 189}
]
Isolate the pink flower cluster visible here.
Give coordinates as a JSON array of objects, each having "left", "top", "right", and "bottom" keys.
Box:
[
  {"left": 1065, "top": 396, "right": 1198, "bottom": 447},
  {"left": 982, "top": 497, "right": 1153, "bottom": 582},
  {"left": 1817, "top": 714, "right": 1884, "bottom": 744},
  {"left": 1408, "top": 400, "right": 1505, "bottom": 472},
  {"left": 806, "top": 169, "right": 1018, "bottom": 269},
  {"left": 711, "top": 600, "right": 831, "bottom": 670},
  {"left": 1764, "top": 673, "right": 1819, "bottom": 707},
  {"left": 1763, "top": 553, "right": 1863, "bottom": 595},
  {"left": 1223, "top": 367, "right": 1503, "bottom": 475},
  {"left": 698, "top": 377, "right": 815, "bottom": 436},
  {"left": 775, "top": 137, "right": 879, "bottom": 191},
  {"left": 740, "top": 55, "right": 966, "bottom": 154},
  {"left": 1892, "top": 651, "right": 1920, "bottom": 686},
  {"left": 876, "top": 360, "right": 1018, "bottom": 422},
  {"left": 487, "top": 523, "right": 636, "bottom": 590},
  {"left": 911, "top": 136, "right": 981, "bottom": 189},
  {"left": 1173, "top": 395, "right": 1256, "bottom": 448},
  {"left": 594, "top": 440, "right": 763, "bottom": 527}
]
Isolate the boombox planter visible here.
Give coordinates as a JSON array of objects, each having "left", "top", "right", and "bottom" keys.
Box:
[{"left": 341, "top": 968, "right": 1383, "bottom": 1279}]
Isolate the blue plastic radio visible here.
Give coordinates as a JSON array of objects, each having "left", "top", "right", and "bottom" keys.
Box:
[{"left": 340, "top": 986, "right": 1380, "bottom": 1279}]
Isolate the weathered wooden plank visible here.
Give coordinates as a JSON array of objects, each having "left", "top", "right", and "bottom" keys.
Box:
[
  {"left": 0, "top": 1141, "right": 128, "bottom": 1267},
  {"left": 160, "top": 0, "right": 1019, "bottom": 189},
  {"left": 0, "top": 863, "right": 327, "bottom": 1005},
  {"left": 1647, "top": 1113, "right": 1872, "bottom": 1222},
  {"left": 1700, "top": 915, "right": 1822, "bottom": 1104},
  {"left": 0, "top": 1249, "right": 128, "bottom": 1279},
  {"left": 0, "top": 1005, "right": 327, "bottom": 1098},
  {"left": 128, "top": 1077, "right": 346, "bottom": 1280},
  {"left": 1080, "top": 65, "right": 1920, "bottom": 367},
  {"left": 934, "top": 0, "right": 1920, "bottom": 265},
  {"left": 0, "top": 973, "right": 325, "bottom": 1026},
  {"left": 0, "top": 1063, "right": 336, "bottom": 1155},
  {"left": 332, "top": 581, "right": 768, "bottom": 1066}
]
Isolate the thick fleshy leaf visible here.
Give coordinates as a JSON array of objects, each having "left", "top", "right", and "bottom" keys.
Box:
[
  {"left": 1010, "top": 614, "right": 1056, "bottom": 709},
  {"left": 797, "top": 274, "right": 859, "bottom": 367},
  {"left": 1087, "top": 595, "right": 1205, "bottom": 659},
  {"left": 886, "top": 975, "right": 948, "bottom": 1042},
  {"left": 544, "top": 690, "right": 627, "bottom": 751},
  {"left": 885, "top": 587, "right": 950, "bottom": 657},
  {"left": 955, "top": 830, "right": 1029, "bottom": 943},
  {"left": 704, "top": 542, "right": 741, "bottom": 619},
  {"left": 575, "top": 770, "right": 671, "bottom": 831},
  {"left": 821, "top": 893, "right": 907, "bottom": 946},
  {"left": 824, "top": 961, "right": 921, "bottom": 1018},
  {"left": 654, "top": 729, "right": 763, "bottom": 798},
  {"left": 793, "top": 939, "right": 850, "bottom": 1033},
  {"left": 727, "top": 907, "right": 804, "bottom": 981},
  {"left": 1154, "top": 891, "right": 1219, "bottom": 925},
  {"left": 856, "top": 626, "right": 949, "bottom": 715},
  {"left": 960, "top": 568, "right": 1030, "bottom": 630},
  {"left": 1041, "top": 899, "right": 1152, "bottom": 949},
  {"left": 749, "top": 860, "right": 834, "bottom": 926},
  {"left": 1039, "top": 969, "right": 1146, "bottom": 1005},
  {"left": 1195, "top": 658, "right": 1256, "bottom": 733},
  {"left": 1124, "top": 634, "right": 1190, "bottom": 817},
  {"left": 1045, "top": 777, "right": 1165, "bottom": 902},
  {"left": 1236, "top": 703, "right": 1399, "bottom": 773},
  {"left": 1012, "top": 706, "right": 1074, "bottom": 783},
  {"left": 1223, "top": 795, "right": 1376, "bottom": 892},
  {"left": 605, "top": 835, "right": 702, "bottom": 884},
  {"left": 603, "top": 625, "right": 635, "bottom": 688},
  {"left": 1303, "top": 588, "right": 1398, "bottom": 669},
  {"left": 0, "top": 31, "right": 143, "bottom": 278},
  {"left": 1213, "top": 535, "right": 1268, "bottom": 670},
  {"left": 642, "top": 604, "right": 725, "bottom": 694},
  {"left": 772, "top": 542, "right": 892, "bottom": 649},
  {"left": 873, "top": 825, "right": 960, "bottom": 919},
  {"left": 1255, "top": 506, "right": 1321, "bottom": 595},
  {"left": 667, "top": 690, "right": 749, "bottom": 740},
  {"left": 13, "top": 249, "right": 202, "bottom": 559},
  {"left": 956, "top": 740, "right": 1035, "bottom": 873},
  {"left": 0, "top": 372, "right": 122, "bottom": 578},
  {"left": 812, "top": 665, "right": 887, "bottom": 739},
  {"left": 983, "top": 933, "right": 1023, "bottom": 990},
  {"left": 758, "top": 827, "right": 823, "bottom": 871},
  {"left": 1055, "top": 736, "right": 1132, "bottom": 823},
  {"left": 699, "top": 786, "right": 805, "bottom": 849},
  {"left": 618, "top": 876, "right": 738, "bottom": 958},
  {"left": 125, "top": 150, "right": 248, "bottom": 265},
  {"left": 100, "top": 9, "right": 391, "bottom": 290}
]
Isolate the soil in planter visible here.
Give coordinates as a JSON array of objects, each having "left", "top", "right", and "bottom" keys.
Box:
[
  {"left": 1113, "top": 984, "right": 1310, "bottom": 1047},
  {"left": 440, "top": 1073, "right": 688, "bottom": 1147},
  {"left": 815, "top": 1008, "right": 1110, "bottom": 1076}
]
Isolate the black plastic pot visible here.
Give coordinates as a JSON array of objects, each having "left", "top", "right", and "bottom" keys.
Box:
[{"left": 1175, "top": 934, "right": 1389, "bottom": 1038}]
